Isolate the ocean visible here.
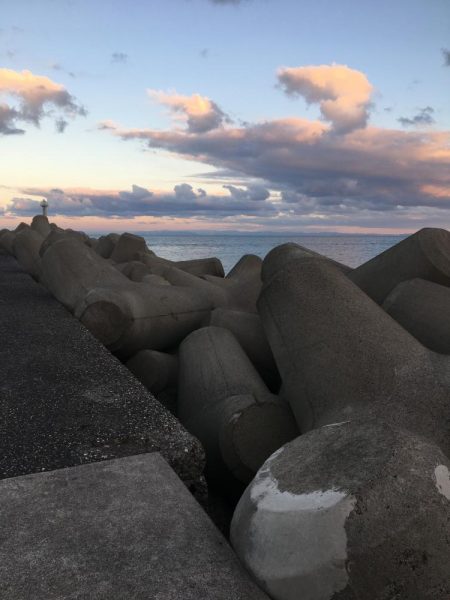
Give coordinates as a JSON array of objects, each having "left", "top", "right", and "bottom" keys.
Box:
[{"left": 139, "top": 233, "right": 406, "bottom": 274}]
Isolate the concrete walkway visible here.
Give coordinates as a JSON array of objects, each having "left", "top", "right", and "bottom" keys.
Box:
[
  {"left": 0, "top": 453, "right": 269, "bottom": 599},
  {"left": 0, "top": 255, "right": 204, "bottom": 487}
]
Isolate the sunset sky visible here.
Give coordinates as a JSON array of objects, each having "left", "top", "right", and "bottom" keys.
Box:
[{"left": 1, "top": 0, "right": 449, "bottom": 233}]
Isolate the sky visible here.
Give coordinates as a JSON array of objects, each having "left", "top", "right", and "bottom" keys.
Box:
[{"left": 0, "top": 0, "right": 449, "bottom": 233}]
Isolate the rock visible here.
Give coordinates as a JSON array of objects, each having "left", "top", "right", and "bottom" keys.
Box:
[
  {"left": 207, "top": 307, "right": 279, "bottom": 390},
  {"left": 349, "top": 228, "right": 450, "bottom": 304},
  {"left": 30, "top": 215, "right": 51, "bottom": 238},
  {"left": 126, "top": 349, "right": 178, "bottom": 394},
  {"left": 0, "top": 453, "right": 270, "bottom": 600},
  {"left": 12, "top": 227, "right": 44, "bottom": 280},
  {"left": 383, "top": 278, "right": 450, "bottom": 353},
  {"left": 231, "top": 420, "right": 450, "bottom": 600},
  {"left": 257, "top": 254, "right": 450, "bottom": 455},
  {"left": 175, "top": 257, "right": 225, "bottom": 277},
  {"left": 178, "top": 326, "right": 298, "bottom": 489}
]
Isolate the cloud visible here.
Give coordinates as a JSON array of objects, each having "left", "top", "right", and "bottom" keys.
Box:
[
  {"left": 442, "top": 48, "right": 450, "bottom": 66},
  {"left": 0, "top": 103, "right": 24, "bottom": 134},
  {"left": 55, "top": 118, "right": 68, "bottom": 133},
  {"left": 0, "top": 68, "right": 86, "bottom": 135},
  {"left": 398, "top": 106, "right": 435, "bottom": 127},
  {"left": 111, "top": 52, "right": 128, "bottom": 64},
  {"left": 148, "top": 89, "right": 230, "bottom": 133},
  {"left": 6, "top": 183, "right": 276, "bottom": 219},
  {"left": 50, "top": 62, "right": 76, "bottom": 78},
  {"left": 277, "top": 63, "right": 373, "bottom": 133},
  {"left": 94, "top": 63, "right": 449, "bottom": 230},
  {"left": 101, "top": 116, "right": 450, "bottom": 216}
]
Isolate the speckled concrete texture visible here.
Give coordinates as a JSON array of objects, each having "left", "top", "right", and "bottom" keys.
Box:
[
  {"left": 383, "top": 277, "right": 450, "bottom": 353},
  {"left": 0, "top": 453, "right": 269, "bottom": 600},
  {"left": 231, "top": 421, "right": 450, "bottom": 600},
  {"left": 0, "top": 255, "right": 204, "bottom": 486},
  {"left": 349, "top": 227, "right": 450, "bottom": 304}
]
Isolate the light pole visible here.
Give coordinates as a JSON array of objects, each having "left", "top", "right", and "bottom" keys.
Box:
[{"left": 40, "top": 198, "right": 48, "bottom": 217}]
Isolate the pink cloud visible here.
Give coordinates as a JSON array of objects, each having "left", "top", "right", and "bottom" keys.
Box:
[
  {"left": 0, "top": 68, "right": 86, "bottom": 134},
  {"left": 277, "top": 63, "right": 373, "bottom": 132},
  {"left": 148, "top": 89, "right": 230, "bottom": 132}
]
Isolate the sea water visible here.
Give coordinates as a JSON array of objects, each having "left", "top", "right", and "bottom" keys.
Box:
[{"left": 140, "top": 233, "right": 405, "bottom": 274}]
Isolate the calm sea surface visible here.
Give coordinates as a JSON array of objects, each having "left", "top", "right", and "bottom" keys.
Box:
[{"left": 138, "top": 234, "right": 405, "bottom": 274}]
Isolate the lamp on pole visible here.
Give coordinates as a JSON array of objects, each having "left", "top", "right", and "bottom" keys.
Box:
[{"left": 40, "top": 198, "right": 48, "bottom": 217}]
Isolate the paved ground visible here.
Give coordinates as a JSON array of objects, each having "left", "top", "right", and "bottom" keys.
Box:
[
  {"left": 0, "top": 452, "right": 269, "bottom": 599},
  {"left": 0, "top": 255, "right": 204, "bottom": 489}
]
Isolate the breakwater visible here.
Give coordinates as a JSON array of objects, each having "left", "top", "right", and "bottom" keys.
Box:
[{"left": 1, "top": 216, "right": 450, "bottom": 599}]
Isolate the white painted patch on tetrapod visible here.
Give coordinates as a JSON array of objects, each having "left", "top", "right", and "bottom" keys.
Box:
[
  {"left": 434, "top": 464, "right": 450, "bottom": 501},
  {"left": 233, "top": 448, "right": 356, "bottom": 600}
]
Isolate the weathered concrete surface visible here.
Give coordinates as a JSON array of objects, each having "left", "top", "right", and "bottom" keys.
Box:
[
  {"left": 262, "top": 242, "right": 351, "bottom": 284},
  {"left": 126, "top": 349, "right": 178, "bottom": 394},
  {"left": 383, "top": 277, "right": 450, "bottom": 354},
  {"left": 12, "top": 226, "right": 44, "bottom": 280},
  {"left": 349, "top": 228, "right": 450, "bottom": 304},
  {"left": 175, "top": 257, "right": 225, "bottom": 277},
  {"left": 258, "top": 254, "right": 450, "bottom": 456},
  {"left": 0, "top": 453, "right": 269, "bottom": 600},
  {"left": 178, "top": 326, "right": 298, "bottom": 489},
  {"left": 109, "top": 232, "right": 152, "bottom": 263},
  {"left": 0, "top": 255, "right": 204, "bottom": 487},
  {"left": 231, "top": 420, "right": 450, "bottom": 600},
  {"left": 41, "top": 237, "right": 127, "bottom": 312},
  {"left": 207, "top": 308, "right": 280, "bottom": 390}
]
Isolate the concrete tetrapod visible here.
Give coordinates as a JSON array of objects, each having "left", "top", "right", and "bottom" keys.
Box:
[
  {"left": 258, "top": 255, "right": 450, "bottom": 454},
  {"left": 157, "top": 264, "right": 230, "bottom": 308},
  {"left": 348, "top": 227, "right": 450, "bottom": 304},
  {"left": 39, "top": 228, "right": 90, "bottom": 258},
  {"left": 94, "top": 232, "right": 120, "bottom": 258},
  {"left": 383, "top": 277, "right": 450, "bottom": 354},
  {"left": 110, "top": 232, "right": 153, "bottom": 263},
  {"left": 207, "top": 308, "right": 279, "bottom": 390},
  {"left": 30, "top": 215, "right": 51, "bottom": 238},
  {"left": 117, "top": 260, "right": 153, "bottom": 282},
  {"left": 0, "top": 230, "right": 15, "bottom": 254},
  {"left": 261, "top": 242, "right": 351, "bottom": 284},
  {"left": 126, "top": 349, "right": 178, "bottom": 394},
  {"left": 41, "top": 237, "right": 128, "bottom": 312},
  {"left": 126, "top": 349, "right": 179, "bottom": 414},
  {"left": 231, "top": 419, "right": 450, "bottom": 600},
  {"left": 12, "top": 227, "right": 44, "bottom": 280},
  {"left": 178, "top": 326, "right": 298, "bottom": 492},
  {"left": 175, "top": 257, "right": 225, "bottom": 278},
  {"left": 227, "top": 254, "right": 262, "bottom": 280},
  {"left": 76, "top": 283, "right": 213, "bottom": 357}
]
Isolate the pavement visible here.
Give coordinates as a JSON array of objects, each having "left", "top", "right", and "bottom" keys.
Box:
[
  {"left": 0, "top": 255, "right": 204, "bottom": 489},
  {"left": 0, "top": 452, "right": 269, "bottom": 599}
]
